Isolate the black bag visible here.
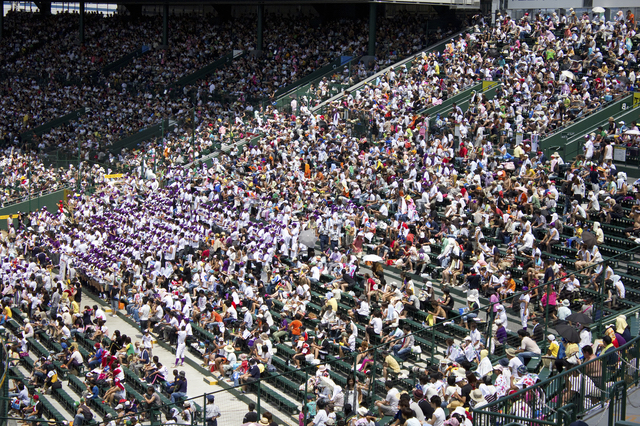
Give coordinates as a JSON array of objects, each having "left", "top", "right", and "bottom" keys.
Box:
[{"left": 82, "top": 407, "right": 93, "bottom": 422}]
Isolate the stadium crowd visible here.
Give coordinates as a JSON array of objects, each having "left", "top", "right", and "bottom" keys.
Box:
[
  {"left": 0, "top": 7, "right": 639, "bottom": 426},
  {"left": 1, "top": 10, "right": 451, "bottom": 155}
]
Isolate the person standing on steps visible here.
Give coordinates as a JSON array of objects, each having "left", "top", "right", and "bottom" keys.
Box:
[
  {"left": 110, "top": 282, "right": 121, "bottom": 317},
  {"left": 174, "top": 325, "right": 187, "bottom": 367},
  {"left": 139, "top": 298, "right": 150, "bottom": 331}
]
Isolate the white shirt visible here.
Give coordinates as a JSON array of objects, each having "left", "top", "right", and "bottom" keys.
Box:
[
  {"left": 371, "top": 317, "right": 383, "bottom": 335},
  {"left": 508, "top": 357, "right": 524, "bottom": 378},
  {"left": 313, "top": 409, "right": 329, "bottom": 426},
  {"left": 432, "top": 407, "right": 446, "bottom": 426},
  {"left": 385, "top": 388, "right": 400, "bottom": 409},
  {"left": 139, "top": 305, "right": 150, "bottom": 321},
  {"left": 177, "top": 330, "right": 187, "bottom": 345}
]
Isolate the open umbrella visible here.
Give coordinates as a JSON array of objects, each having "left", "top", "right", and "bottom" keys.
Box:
[
  {"left": 561, "top": 70, "right": 576, "bottom": 80},
  {"left": 625, "top": 129, "right": 640, "bottom": 135},
  {"left": 592, "top": 6, "right": 605, "bottom": 13},
  {"left": 555, "top": 324, "right": 580, "bottom": 343},
  {"left": 362, "top": 254, "right": 384, "bottom": 263},
  {"left": 581, "top": 231, "right": 596, "bottom": 249},
  {"left": 565, "top": 312, "right": 593, "bottom": 324},
  {"left": 299, "top": 229, "right": 318, "bottom": 248}
]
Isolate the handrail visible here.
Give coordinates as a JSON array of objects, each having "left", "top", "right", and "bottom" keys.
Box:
[
  {"left": 561, "top": 94, "right": 640, "bottom": 160},
  {"left": 472, "top": 335, "right": 640, "bottom": 424},
  {"left": 0, "top": 334, "right": 11, "bottom": 426},
  {"left": 541, "top": 93, "right": 629, "bottom": 140},
  {"left": 311, "top": 27, "right": 471, "bottom": 113}
]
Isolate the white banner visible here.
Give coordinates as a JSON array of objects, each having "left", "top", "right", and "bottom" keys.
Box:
[
  {"left": 593, "top": 0, "right": 639, "bottom": 7},
  {"left": 508, "top": 0, "right": 582, "bottom": 9},
  {"left": 59, "top": 258, "right": 67, "bottom": 282}
]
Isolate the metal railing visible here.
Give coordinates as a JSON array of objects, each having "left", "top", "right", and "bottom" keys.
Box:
[
  {"left": 473, "top": 336, "right": 640, "bottom": 426},
  {"left": 312, "top": 27, "right": 471, "bottom": 114},
  {"left": 0, "top": 334, "right": 9, "bottom": 426}
]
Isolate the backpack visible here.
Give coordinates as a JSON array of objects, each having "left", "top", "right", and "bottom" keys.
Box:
[
  {"left": 557, "top": 342, "right": 566, "bottom": 360},
  {"left": 82, "top": 407, "right": 94, "bottom": 422}
]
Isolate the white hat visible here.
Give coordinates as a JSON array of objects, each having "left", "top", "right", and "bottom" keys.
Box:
[
  {"left": 453, "top": 407, "right": 467, "bottom": 417},
  {"left": 467, "top": 289, "right": 479, "bottom": 303},
  {"left": 357, "top": 407, "right": 369, "bottom": 417},
  {"left": 547, "top": 334, "right": 556, "bottom": 341},
  {"left": 562, "top": 299, "right": 570, "bottom": 307},
  {"left": 426, "top": 281, "right": 433, "bottom": 287}
]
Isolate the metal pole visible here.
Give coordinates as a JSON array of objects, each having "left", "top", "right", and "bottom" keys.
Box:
[
  {"left": 77, "top": 137, "right": 81, "bottom": 192},
  {"left": 353, "top": 350, "right": 358, "bottom": 414},
  {"left": 256, "top": 379, "right": 261, "bottom": 418},
  {"left": 28, "top": 165, "right": 31, "bottom": 213},
  {"left": 431, "top": 325, "right": 435, "bottom": 365},
  {"left": 161, "top": 121, "right": 165, "bottom": 169},
  {"left": 0, "top": 4, "right": 3, "bottom": 40},
  {"left": 304, "top": 367, "right": 309, "bottom": 425},
  {"left": 543, "top": 279, "right": 551, "bottom": 345},
  {"left": 256, "top": 4, "right": 264, "bottom": 52},
  {"left": 192, "top": 103, "right": 196, "bottom": 147},
  {"left": 368, "top": 3, "right": 377, "bottom": 57},
  {"left": 162, "top": 4, "right": 169, "bottom": 47},
  {"left": 79, "top": 1, "right": 85, "bottom": 44},
  {"left": 486, "top": 304, "right": 494, "bottom": 355},
  {"left": 598, "top": 262, "right": 607, "bottom": 337},
  {"left": 369, "top": 350, "right": 376, "bottom": 410},
  {"left": 203, "top": 393, "right": 207, "bottom": 426}
]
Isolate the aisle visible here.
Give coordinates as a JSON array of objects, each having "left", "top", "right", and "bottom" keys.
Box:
[{"left": 87, "top": 291, "right": 297, "bottom": 426}]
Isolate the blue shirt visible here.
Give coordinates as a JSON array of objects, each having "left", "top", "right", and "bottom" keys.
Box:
[
  {"left": 90, "top": 385, "right": 99, "bottom": 399},
  {"left": 176, "top": 378, "right": 188, "bottom": 393}
]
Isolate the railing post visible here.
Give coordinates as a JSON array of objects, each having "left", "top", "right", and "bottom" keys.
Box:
[
  {"left": 543, "top": 282, "right": 550, "bottom": 348},
  {"left": 352, "top": 351, "right": 358, "bottom": 413},
  {"left": 304, "top": 368, "right": 309, "bottom": 425},
  {"left": 256, "top": 379, "right": 261, "bottom": 418},
  {"left": 369, "top": 350, "right": 376, "bottom": 410},
  {"left": 486, "top": 307, "right": 494, "bottom": 355},
  {"left": 602, "top": 354, "right": 608, "bottom": 408},
  {"left": 598, "top": 261, "right": 607, "bottom": 337},
  {"left": 203, "top": 393, "right": 207, "bottom": 426},
  {"left": 430, "top": 325, "right": 435, "bottom": 365}
]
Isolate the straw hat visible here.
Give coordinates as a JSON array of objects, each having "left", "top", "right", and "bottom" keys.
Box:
[{"left": 471, "top": 389, "right": 486, "bottom": 404}]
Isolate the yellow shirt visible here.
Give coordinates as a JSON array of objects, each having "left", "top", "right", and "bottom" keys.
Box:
[
  {"left": 71, "top": 300, "right": 80, "bottom": 315},
  {"left": 4, "top": 306, "right": 11, "bottom": 318},
  {"left": 385, "top": 355, "right": 401, "bottom": 373},
  {"left": 548, "top": 341, "right": 559, "bottom": 357},
  {"left": 513, "top": 145, "right": 524, "bottom": 158},
  {"left": 327, "top": 298, "right": 338, "bottom": 313},
  {"left": 565, "top": 342, "right": 579, "bottom": 357}
]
